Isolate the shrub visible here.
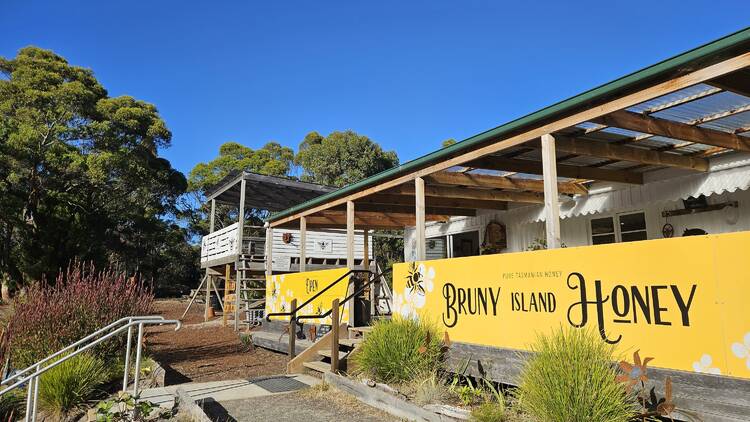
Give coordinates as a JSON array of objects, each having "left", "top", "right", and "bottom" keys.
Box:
[
  {"left": 354, "top": 317, "right": 443, "bottom": 384},
  {"left": 0, "top": 389, "right": 24, "bottom": 421},
  {"left": 406, "top": 370, "right": 448, "bottom": 405},
  {"left": 6, "top": 261, "right": 153, "bottom": 367},
  {"left": 514, "top": 327, "right": 636, "bottom": 422},
  {"left": 471, "top": 402, "right": 508, "bottom": 422},
  {"left": 38, "top": 352, "right": 110, "bottom": 417}
]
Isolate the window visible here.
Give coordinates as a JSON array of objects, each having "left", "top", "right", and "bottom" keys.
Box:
[{"left": 590, "top": 212, "right": 647, "bottom": 245}]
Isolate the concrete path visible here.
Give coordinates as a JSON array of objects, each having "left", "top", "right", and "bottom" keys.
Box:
[{"left": 139, "top": 374, "right": 320, "bottom": 408}]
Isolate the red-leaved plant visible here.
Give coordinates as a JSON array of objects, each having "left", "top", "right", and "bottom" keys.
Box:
[{"left": 5, "top": 261, "right": 153, "bottom": 368}]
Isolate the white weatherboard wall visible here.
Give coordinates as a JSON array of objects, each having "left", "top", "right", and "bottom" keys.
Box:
[
  {"left": 272, "top": 228, "right": 371, "bottom": 260},
  {"left": 405, "top": 187, "right": 750, "bottom": 260}
]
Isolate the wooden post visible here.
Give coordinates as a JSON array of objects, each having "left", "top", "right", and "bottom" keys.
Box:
[
  {"left": 415, "top": 177, "right": 426, "bottom": 261},
  {"left": 289, "top": 298, "right": 297, "bottom": 359},
  {"left": 364, "top": 228, "right": 374, "bottom": 317},
  {"left": 222, "top": 264, "right": 231, "bottom": 327},
  {"left": 330, "top": 298, "right": 340, "bottom": 373},
  {"left": 235, "top": 178, "right": 246, "bottom": 330},
  {"left": 346, "top": 201, "right": 355, "bottom": 325},
  {"left": 299, "top": 216, "right": 307, "bottom": 272},
  {"left": 541, "top": 134, "right": 561, "bottom": 249},
  {"left": 205, "top": 199, "right": 217, "bottom": 322},
  {"left": 363, "top": 228, "right": 369, "bottom": 271},
  {"left": 265, "top": 223, "right": 273, "bottom": 277}
]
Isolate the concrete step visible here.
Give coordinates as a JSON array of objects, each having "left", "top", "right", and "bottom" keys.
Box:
[
  {"left": 339, "top": 338, "right": 363, "bottom": 348},
  {"left": 317, "top": 349, "right": 348, "bottom": 360},
  {"left": 303, "top": 360, "right": 330, "bottom": 373}
]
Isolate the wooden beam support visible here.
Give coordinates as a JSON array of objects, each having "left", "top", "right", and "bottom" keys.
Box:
[
  {"left": 265, "top": 224, "right": 273, "bottom": 277},
  {"left": 467, "top": 157, "right": 644, "bottom": 184},
  {"left": 392, "top": 183, "right": 545, "bottom": 204},
  {"left": 415, "top": 177, "right": 426, "bottom": 261},
  {"left": 594, "top": 110, "right": 750, "bottom": 152},
  {"left": 362, "top": 193, "right": 508, "bottom": 210},
  {"left": 427, "top": 171, "right": 588, "bottom": 195},
  {"left": 548, "top": 135, "right": 709, "bottom": 171},
  {"left": 541, "top": 134, "right": 561, "bottom": 249},
  {"left": 363, "top": 228, "right": 369, "bottom": 271},
  {"left": 708, "top": 69, "right": 750, "bottom": 97},
  {"left": 299, "top": 216, "right": 307, "bottom": 272},
  {"left": 346, "top": 201, "right": 355, "bottom": 270},
  {"left": 335, "top": 202, "right": 476, "bottom": 217}
]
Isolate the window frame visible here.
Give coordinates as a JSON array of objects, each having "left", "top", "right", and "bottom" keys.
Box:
[{"left": 589, "top": 210, "right": 648, "bottom": 245}]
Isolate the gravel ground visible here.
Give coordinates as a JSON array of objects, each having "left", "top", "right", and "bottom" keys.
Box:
[{"left": 146, "top": 299, "right": 287, "bottom": 384}]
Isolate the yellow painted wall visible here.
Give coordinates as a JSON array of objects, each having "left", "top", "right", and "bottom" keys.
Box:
[
  {"left": 393, "top": 231, "right": 750, "bottom": 379},
  {"left": 265, "top": 267, "right": 350, "bottom": 324}
]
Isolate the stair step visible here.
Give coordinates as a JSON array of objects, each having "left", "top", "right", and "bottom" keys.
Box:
[
  {"left": 303, "top": 360, "right": 330, "bottom": 373},
  {"left": 339, "top": 338, "right": 363, "bottom": 348},
  {"left": 348, "top": 326, "right": 373, "bottom": 334},
  {"left": 317, "top": 349, "right": 348, "bottom": 360}
]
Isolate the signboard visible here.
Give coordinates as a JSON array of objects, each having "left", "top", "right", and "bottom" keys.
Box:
[
  {"left": 393, "top": 231, "right": 750, "bottom": 380},
  {"left": 265, "top": 267, "right": 350, "bottom": 324},
  {"left": 272, "top": 256, "right": 292, "bottom": 271}
]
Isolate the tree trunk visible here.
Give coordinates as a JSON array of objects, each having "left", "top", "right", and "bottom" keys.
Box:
[{"left": 1, "top": 279, "right": 10, "bottom": 303}]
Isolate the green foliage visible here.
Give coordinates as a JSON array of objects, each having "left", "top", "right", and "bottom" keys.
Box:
[
  {"left": 0, "top": 46, "right": 193, "bottom": 290},
  {"left": 95, "top": 392, "right": 171, "bottom": 421},
  {"left": 0, "top": 389, "right": 24, "bottom": 421},
  {"left": 185, "top": 141, "right": 295, "bottom": 235},
  {"left": 471, "top": 402, "right": 508, "bottom": 422},
  {"left": 188, "top": 141, "right": 294, "bottom": 193},
  {"left": 295, "top": 130, "right": 399, "bottom": 188},
  {"left": 354, "top": 317, "right": 442, "bottom": 384},
  {"left": 515, "top": 327, "right": 636, "bottom": 422},
  {"left": 38, "top": 352, "right": 109, "bottom": 417},
  {"left": 406, "top": 370, "right": 448, "bottom": 405}
]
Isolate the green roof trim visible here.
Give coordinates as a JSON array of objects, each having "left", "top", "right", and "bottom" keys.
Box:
[{"left": 268, "top": 26, "right": 750, "bottom": 223}]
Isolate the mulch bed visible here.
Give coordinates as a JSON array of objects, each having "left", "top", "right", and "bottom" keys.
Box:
[{"left": 145, "top": 299, "right": 287, "bottom": 384}]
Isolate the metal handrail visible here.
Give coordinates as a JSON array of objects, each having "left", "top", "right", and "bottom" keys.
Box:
[
  {"left": 296, "top": 267, "right": 392, "bottom": 322},
  {"left": 265, "top": 269, "right": 371, "bottom": 321},
  {"left": 1, "top": 316, "right": 164, "bottom": 387},
  {"left": 0, "top": 317, "right": 180, "bottom": 422}
]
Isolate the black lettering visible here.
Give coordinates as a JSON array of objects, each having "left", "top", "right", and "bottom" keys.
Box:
[
  {"left": 548, "top": 293, "right": 556, "bottom": 313},
  {"left": 442, "top": 283, "right": 458, "bottom": 328},
  {"left": 612, "top": 285, "right": 630, "bottom": 323},
  {"left": 489, "top": 287, "right": 500, "bottom": 315},
  {"left": 631, "top": 286, "right": 651, "bottom": 324},
  {"left": 458, "top": 288, "right": 467, "bottom": 314},
  {"left": 651, "top": 285, "right": 671, "bottom": 326},
  {"left": 671, "top": 284, "right": 697, "bottom": 326},
  {"left": 477, "top": 288, "right": 487, "bottom": 314}
]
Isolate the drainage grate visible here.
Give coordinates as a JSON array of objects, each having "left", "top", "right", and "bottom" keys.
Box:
[{"left": 253, "top": 376, "right": 309, "bottom": 393}]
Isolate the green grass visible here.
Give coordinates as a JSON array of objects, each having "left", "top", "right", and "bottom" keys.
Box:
[
  {"left": 514, "top": 327, "right": 636, "bottom": 422},
  {"left": 353, "top": 317, "right": 443, "bottom": 384},
  {"left": 38, "top": 352, "right": 110, "bottom": 417},
  {"left": 0, "top": 389, "right": 24, "bottom": 421}
]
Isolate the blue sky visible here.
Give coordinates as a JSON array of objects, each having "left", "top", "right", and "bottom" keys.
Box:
[{"left": 2, "top": 1, "right": 748, "bottom": 177}]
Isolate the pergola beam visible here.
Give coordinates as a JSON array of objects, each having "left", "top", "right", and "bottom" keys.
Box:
[
  {"left": 391, "top": 183, "right": 544, "bottom": 204},
  {"left": 426, "top": 171, "right": 588, "bottom": 195},
  {"left": 361, "top": 193, "right": 509, "bottom": 210},
  {"left": 593, "top": 110, "right": 750, "bottom": 152},
  {"left": 466, "top": 157, "right": 644, "bottom": 184},
  {"left": 549, "top": 135, "right": 709, "bottom": 171},
  {"left": 334, "top": 202, "right": 476, "bottom": 217}
]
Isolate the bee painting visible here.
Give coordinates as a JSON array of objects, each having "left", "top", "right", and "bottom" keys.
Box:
[
  {"left": 406, "top": 262, "right": 425, "bottom": 296},
  {"left": 271, "top": 285, "right": 279, "bottom": 298},
  {"left": 315, "top": 304, "right": 323, "bottom": 315}
]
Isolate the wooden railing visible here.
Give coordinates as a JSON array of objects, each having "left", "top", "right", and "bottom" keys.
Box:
[{"left": 200, "top": 222, "right": 240, "bottom": 264}]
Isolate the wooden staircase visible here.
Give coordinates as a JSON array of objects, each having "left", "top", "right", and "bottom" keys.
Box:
[{"left": 290, "top": 326, "right": 372, "bottom": 375}]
